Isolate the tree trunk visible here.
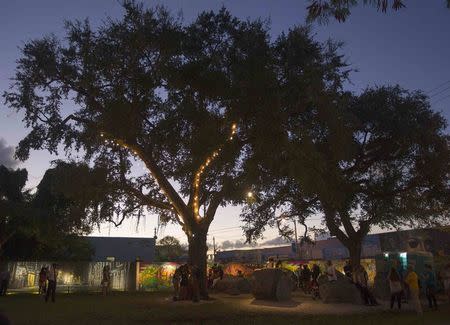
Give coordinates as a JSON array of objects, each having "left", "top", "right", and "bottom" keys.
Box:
[
  {"left": 187, "top": 228, "right": 209, "bottom": 299},
  {"left": 346, "top": 241, "right": 362, "bottom": 268}
]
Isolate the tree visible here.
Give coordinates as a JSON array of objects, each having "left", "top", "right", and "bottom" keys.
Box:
[
  {"left": 4, "top": 3, "right": 347, "bottom": 297},
  {"left": 0, "top": 165, "right": 29, "bottom": 255},
  {"left": 1, "top": 162, "right": 97, "bottom": 260},
  {"left": 245, "top": 86, "right": 450, "bottom": 266},
  {"left": 306, "top": 0, "right": 450, "bottom": 23},
  {"left": 156, "top": 235, "right": 185, "bottom": 262}
]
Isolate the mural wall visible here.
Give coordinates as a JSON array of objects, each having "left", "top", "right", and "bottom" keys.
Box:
[{"left": 6, "top": 261, "right": 133, "bottom": 292}]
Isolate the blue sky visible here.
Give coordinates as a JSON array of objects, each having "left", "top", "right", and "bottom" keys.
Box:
[{"left": 1, "top": 1, "right": 449, "bottom": 245}]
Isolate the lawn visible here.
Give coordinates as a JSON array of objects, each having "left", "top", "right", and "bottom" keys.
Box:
[{"left": 0, "top": 292, "right": 449, "bottom": 325}]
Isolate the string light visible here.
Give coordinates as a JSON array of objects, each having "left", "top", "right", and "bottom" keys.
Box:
[{"left": 192, "top": 122, "right": 237, "bottom": 219}]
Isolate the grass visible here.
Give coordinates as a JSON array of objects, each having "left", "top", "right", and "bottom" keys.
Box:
[{"left": 0, "top": 291, "right": 449, "bottom": 325}]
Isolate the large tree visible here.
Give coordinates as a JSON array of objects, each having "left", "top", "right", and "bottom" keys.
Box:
[
  {"left": 243, "top": 86, "right": 450, "bottom": 266},
  {"left": 4, "top": 3, "right": 348, "bottom": 296}
]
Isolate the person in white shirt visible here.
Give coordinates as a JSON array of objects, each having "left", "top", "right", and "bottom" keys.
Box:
[
  {"left": 45, "top": 263, "right": 58, "bottom": 303},
  {"left": 326, "top": 260, "right": 337, "bottom": 282}
]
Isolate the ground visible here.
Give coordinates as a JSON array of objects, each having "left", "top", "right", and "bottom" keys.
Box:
[{"left": 1, "top": 291, "right": 449, "bottom": 325}]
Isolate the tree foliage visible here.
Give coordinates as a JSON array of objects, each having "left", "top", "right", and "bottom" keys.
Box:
[
  {"left": 243, "top": 85, "right": 450, "bottom": 265},
  {"left": 156, "top": 235, "right": 185, "bottom": 262},
  {"left": 306, "top": 0, "right": 450, "bottom": 23},
  {"left": 0, "top": 163, "right": 97, "bottom": 260},
  {"left": 3, "top": 2, "right": 349, "bottom": 295}
]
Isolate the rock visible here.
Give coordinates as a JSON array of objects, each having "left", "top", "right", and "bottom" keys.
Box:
[
  {"left": 214, "top": 277, "right": 251, "bottom": 295},
  {"left": 318, "top": 271, "right": 363, "bottom": 304},
  {"left": 275, "top": 275, "right": 292, "bottom": 301},
  {"left": 251, "top": 268, "right": 293, "bottom": 301}
]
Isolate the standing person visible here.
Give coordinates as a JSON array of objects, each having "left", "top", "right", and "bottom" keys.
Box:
[
  {"left": 441, "top": 263, "right": 450, "bottom": 302},
  {"left": 388, "top": 267, "right": 403, "bottom": 310},
  {"left": 0, "top": 269, "right": 10, "bottom": 296},
  {"left": 423, "top": 264, "right": 438, "bottom": 310},
  {"left": 343, "top": 260, "right": 353, "bottom": 280},
  {"left": 311, "top": 264, "right": 321, "bottom": 283},
  {"left": 189, "top": 264, "right": 200, "bottom": 303},
  {"left": 38, "top": 266, "right": 47, "bottom": 295},
  {"left": 45, "top": 263, "right": 58, "bottom": 303},
  {"left": 326, "top": 260, "right": 337, "bottom": 282},
  {"left": 354, "top": 265, "right": 378, "bottom": 306},
  {"left": 101, "top": 265, "right": 111, "bottom": 296},
  {"left": 179, "top": 265, "right": 189, "bottom": 300},
  {"left": 172, "top": 265, "right": 182, "bottom": 301},
  {"left": 405, "top": 265, "right": 423, "bottom": 316},
  {"left": 300, "top": 264, "right": 312, "bottom": 293}
]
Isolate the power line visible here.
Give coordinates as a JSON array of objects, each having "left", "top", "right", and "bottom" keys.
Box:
[
  {"left": 427, "top": 80, "right": 450, "bottom": 95},
  {"left": 429, "top": 85, "right": 450, "bottom": 99},
  {"left": 433, "top": 93, "right": 450, "bottom": 106}
]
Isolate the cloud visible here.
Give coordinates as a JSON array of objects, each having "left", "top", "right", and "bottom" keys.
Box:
[
  {"left": 0, "top": 138, "right": 19, "bottom": 168},
  {"left": 219, "top": 237, "right": 290, "bottom": 250}
]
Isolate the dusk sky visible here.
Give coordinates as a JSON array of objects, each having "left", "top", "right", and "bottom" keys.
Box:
[{"left": 1, "top": 1, "right": 449, "bottom": 246}]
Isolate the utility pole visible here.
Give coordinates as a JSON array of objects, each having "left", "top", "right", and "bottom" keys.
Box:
[
  {"left": 293, "top": 219, "right": 300, "bottom": 259},
  {"left": 213, "top": 237, "right": 216, "bottom": 262}
]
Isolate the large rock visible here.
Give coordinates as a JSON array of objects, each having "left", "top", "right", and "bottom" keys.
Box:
[
  {"left": 251, "top": 268, "right": 294, "bottom": 301},
  {"left": 214, "top": 277, "right": 251, "bottom": 295},
  {"left": 318, "top": 271, "right": 363, "bottom": 304}
]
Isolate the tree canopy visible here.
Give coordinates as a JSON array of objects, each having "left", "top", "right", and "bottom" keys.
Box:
[
  {"left": 242, "top": 85, "right": 450, "bottom": 265},
  {"left": 156, "top": 235, "right": 186, "bottom": 262},
  {"left": 4, "top": 2, "right": 349, "bottom": 295},
  {"left": 306, "top": 0, "right": 450, "bottom": 23},
  {"left": 0, "top": 162, "right": 96, "bottom": 260}
]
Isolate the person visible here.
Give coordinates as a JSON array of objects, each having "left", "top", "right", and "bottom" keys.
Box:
[
  {"left": 423, "top": 264, "right": 438, "bottom": 310},
  {"left": 343, "top": 260, "right": 353, "bottom": 280},
  {"left": 311, "top": 264, "right": 321, "bottom": 283},
  {"left": 218, "top": 265, "right": 224, "bottom": 280},
  {"left": 404, "top": 265, "right": 423, "bottom": 316},
  {"left": 237, "top": 270, "right": 243, "bottom": 278},
  {"left": 441, "top": 263, "right": 450, "bottom": 302},
  {"left": 101, "top": 265, "right": 111, "bottom": 296},
  {"left": 172, "top": 266, "right": 181, "bottom": 301},
  {"left": 189, "top": 264, "right": 200, "bottom": 303},
  {"left": 38, "top": 266, "right": 47, "bottom": 295},
  {"left": 388, "top": 267, "right": 403, "bottom": 310},
  {"left": 45, "top": 263, "right": 58, "bottom": 303},
  {"left": 300, "top": 264, "right": 312, "bottom": 293},
  {"left": 0, "top": 269, "right": 10, "bottom": 296},
  {"left": 179, "top": 264, "right": 189, "bottom": 300},
  {"left": 354, "top": 264, "right": 378, "bottom": 306},
  {"left": 326, "top": 260, "right": 337, "bottom": 282}
]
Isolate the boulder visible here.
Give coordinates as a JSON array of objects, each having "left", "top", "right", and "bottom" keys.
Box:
[
  {"left": 214, "top": 277, "right": 251, "bottom": 295},
  {"left": 318, "top": 271, "right": 363, "bottom": 304},
  {"left": 251, "top": 268, "right": 293, "bottom": 301}
]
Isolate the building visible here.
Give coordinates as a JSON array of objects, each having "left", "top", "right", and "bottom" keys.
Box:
[
  {"left": 87, "top": 236, "right": 156, "bottom": 262},
  {"left": 215, "top": 227, "right": 450, "bottom": 264}
]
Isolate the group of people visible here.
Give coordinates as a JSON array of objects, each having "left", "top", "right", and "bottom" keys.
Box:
[
  {"left": 172, "top": 263, "right": 201, "bottom": 302},
  {"left": 207, "top": 263, "right": 224, "bottom": 289},
  {"left": 388, "top": 262, "right": 449, "bottom": 315},
  {"left": 38, "top": 263, "right": 58, "bottom": 302}
]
